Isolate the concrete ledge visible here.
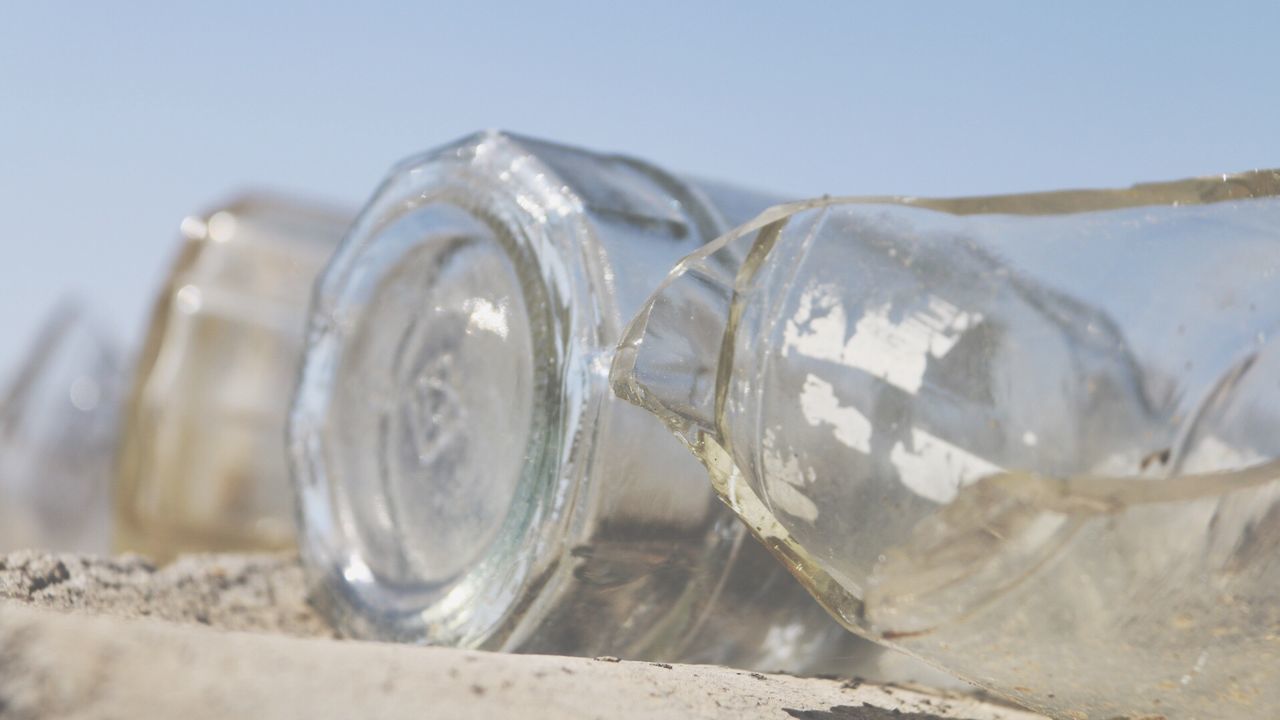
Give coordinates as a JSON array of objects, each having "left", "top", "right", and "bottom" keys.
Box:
[{"left": 0, "top": 553, "right": 1044, "bottom": 720}]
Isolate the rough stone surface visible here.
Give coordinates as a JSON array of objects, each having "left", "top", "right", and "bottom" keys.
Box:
[
  {"left": 0, "top": 550, "right": 331, "bottom": 638},
  {"left": 0, "top": 553, "right": 1046, "bottom": 720}
]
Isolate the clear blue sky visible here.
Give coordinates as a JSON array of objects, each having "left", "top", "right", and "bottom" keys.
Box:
[{"left": 2, "top": 1, "right": 1277, "bottom": 375}]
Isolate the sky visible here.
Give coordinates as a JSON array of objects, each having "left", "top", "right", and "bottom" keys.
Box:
[{"left": 1, "top": 1, "right": 1278, "bottom": 376}]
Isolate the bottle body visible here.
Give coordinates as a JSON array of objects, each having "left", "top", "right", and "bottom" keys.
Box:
[
  {"left": 613, "top": 171, "right": 1280, "bottom": 717},
  {"left": 116, "top": 195, "right": 349, "bottom": 561},
  {"left": 288, "top": 131, "right": 886, "bottom": 673},
  {"left": 0, "top": 301, "right": 122, "bottom": 553}
]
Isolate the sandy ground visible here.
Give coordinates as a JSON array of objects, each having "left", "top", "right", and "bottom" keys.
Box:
[
  {"left": 0, "top": 551, "right": 1045, "bottom": 720},
  {"left": 0, "top": 551, "right": 329, "bottom": 637}
]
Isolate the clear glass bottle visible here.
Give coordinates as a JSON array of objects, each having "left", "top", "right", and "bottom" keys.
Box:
[
  {"left": 288, "top": 131, "right": 892, "bottom": 674},
  {"left": 115, "top": 195, "right": 350, "bottom": 561},
  {"left": 612, "top": 170, "right": 1280, "bottom": 718},
  {"left": 0, "top": 300, "right": 122, "bottom": 553}
]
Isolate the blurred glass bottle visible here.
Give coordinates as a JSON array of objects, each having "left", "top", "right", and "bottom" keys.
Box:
[
  {"left": 287, "top": 131, "right": 907, "bottom": 675},
  {"left": 115, "top": 195, "right": 350, "bottom": 561},
  {"left": 0, "top": 300, "right": 123, "bottom": 553},
  {"left": 612, "top": 170, "right": 1280, "bottom": 718}
]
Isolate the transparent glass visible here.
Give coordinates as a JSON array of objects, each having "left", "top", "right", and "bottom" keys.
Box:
[
  {"left": 115, "top": 195, "right": 350, "bottom": 562},
  {"left": 612, "top": 169, "right": 1280, "bottom": 718},
  {"left": 0, "top": 300, "right": 123, "bottom": 553},
  {"left": 288, "top": 131, "right": 903, "bottom": 675}
]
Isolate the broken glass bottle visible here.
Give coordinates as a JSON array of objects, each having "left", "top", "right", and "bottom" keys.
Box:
[
  {"left": 287, "top": 131, "right": 901, "bottom": 675},
  {"left": 115, "top": 195, "right": 350, "bottom": 561},
  {"left": 612, "top": 170, "right": 1280, "bottom": 719}
]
